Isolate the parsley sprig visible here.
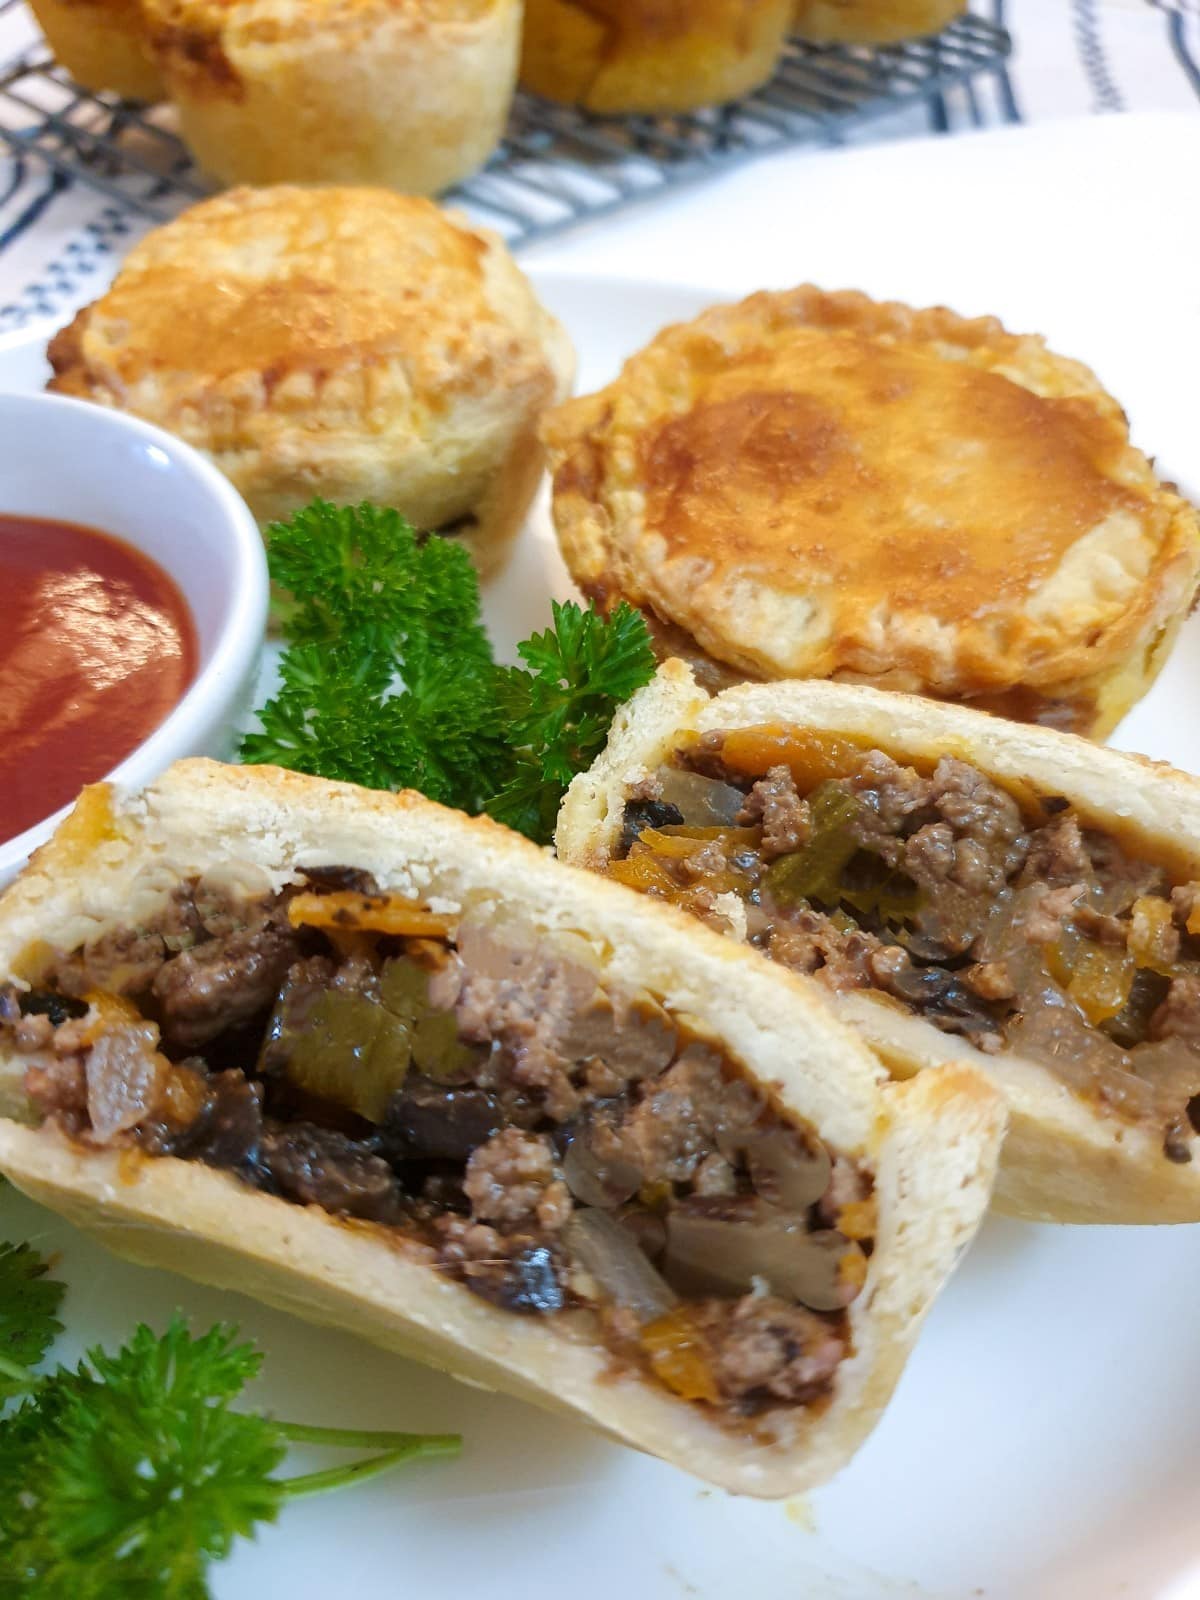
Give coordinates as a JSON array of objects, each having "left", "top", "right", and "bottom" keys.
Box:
[
  {"left": 0, "top": 1244, "right": 460, "bottom": 1599},
  {"left": 0, "top": 1242, "right": 65, "bottom": 1400},
  {"left": 241, "top": 502, "right": 507, "bottom": 812},
  {"left": 241, "top": 501, "right": 656, "bottom": 843},
  {"left": 488, "top": 601, "right": 661, "bottom": 839}
]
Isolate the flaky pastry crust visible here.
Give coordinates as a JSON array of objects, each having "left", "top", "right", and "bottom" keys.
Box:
[
  {"left": 790, "top": 0, "right": 964, "bottom": 43},
  {"left": 519, "top": 0, "right": 792, "bottom": 113},
  {"left": 141, "top": 0, "right": 520, "bottom": 192},
  {"left": 29, "top": 0, "right": 164, "bottom": 98},
  {"left": 47, "top": 186, "right": 574, "bottom": 577},
  {"left": 542, "top": 286, "right": 1200, "bottom": 738}
]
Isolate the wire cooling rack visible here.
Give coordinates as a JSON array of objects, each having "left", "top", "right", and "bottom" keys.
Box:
[{"left": 0, "top": 3, "right": 1011, "bottom": 249}]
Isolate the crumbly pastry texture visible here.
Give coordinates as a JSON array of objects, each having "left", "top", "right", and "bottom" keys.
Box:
[
  {"left": 542, "top": 285, "right": 1200, "bottom": 737},
  {"left": 141, "top": 0, "right": 521, "bottom": 192},
  {"left": 0, "top": 759, "right": 1003, "bottom": 1496},
  {"left": 556, "top": 664, "right": 1200, "bottom": 1223},
  {"left": 519, "top": 0, "right": 793, "bottom": 114},
  {"left": 47, "top": 187, "right": 574, "bottom": 577}
]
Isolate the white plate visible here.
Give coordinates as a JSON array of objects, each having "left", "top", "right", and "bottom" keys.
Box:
[{"left": 5, "top": 191, "right": 1200, "bottom": 1600}]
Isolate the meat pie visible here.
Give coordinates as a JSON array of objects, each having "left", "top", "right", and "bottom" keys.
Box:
[
  {"left": 558, "top": 662, "right": 1200, "bottom": 1223},
  {"left": 0, "top": 760, "right": 1003, "bottom": 1497}
]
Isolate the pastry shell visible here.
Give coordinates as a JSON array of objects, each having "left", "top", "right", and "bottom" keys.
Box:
[
  {"left": 0, "top": 759, "right": 1004, "bottom": 1497},
  {"left": 542, "top": 286, "right": 1200, "bottom": 738},
  {"left": 47, "top": 186, "right": 575, "bottom": 578},
  {"left": 557, "top": 663, "right": 1200, "bottom": 1222}
]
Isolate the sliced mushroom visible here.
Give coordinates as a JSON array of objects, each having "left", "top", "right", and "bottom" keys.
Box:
[
  {"left": 723, "top": 1126, "right": 833, "bottom": 1212},
  {"left": 664, "top": 1197, "right": 857, "bottom": 1312},
  {"left": 562, "top": 1116, "right": 643, "bottom": 1209}
]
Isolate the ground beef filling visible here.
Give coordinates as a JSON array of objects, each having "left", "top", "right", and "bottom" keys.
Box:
[
  {"left": 1, "top": 877, "right": 875, "bottom": 1420},
  {"left": 610, "top": 726, "right": 1200, "bottom": 1162}
]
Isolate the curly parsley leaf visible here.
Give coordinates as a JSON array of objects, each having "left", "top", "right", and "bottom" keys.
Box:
[
  {"left": 0, "top": 1311, "right": 461, "bottom": 1600},
  {"left": 266, "top": 502, "right": 486, "bottom": 666},
  {"left": 501, "top": 600, "right": 659, "bottom": 742},
  {"left": 0, "top": 1242, "right": 65, "bottom": 1402},
  {"left": 487, "top": 601, "right": 656, "bottom": 834},
  {"left": 0, "top": 1318, "right": 285, "bottom": 1598},
  {"left": 243, "top": 502, "right": 503, "bottom": 805},
  {"left": 483, "top": 757, "right": 557, "bottom": 844},
  {"left": 241, "top": 501, "right": 656, "bottom": 843}
]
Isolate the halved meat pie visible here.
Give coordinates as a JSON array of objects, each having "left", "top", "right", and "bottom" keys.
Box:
[
  {"left": 558, "top": 664, "right": 1200, "bottom": 1223},
  {"left": 0, "top": 759, "right": 1002, "bottom": 1496}
]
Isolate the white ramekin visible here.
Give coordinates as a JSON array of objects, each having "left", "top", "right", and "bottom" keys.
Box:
[{"left": 0, "top": 391, "right": 268, "bottom": 884}]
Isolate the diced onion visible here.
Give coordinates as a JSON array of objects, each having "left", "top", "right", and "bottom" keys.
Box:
[
  {"left": 656, "top": 769, "right": 745, "bottom": 827},
  {"left": 1130, "top": 1038, "right": 1200, "bottom": 1104},
  {"left": 664, "top": 1201, "right": 851, "bottom": 1311},
  {"left": 1006, "top": 983, "right": 1159, "bottom": 1118},
  {"left": 564, "top": 1209, "right": 678, "bottom": 1323},
  {"left": 85, "top": 1022, "right": 168, "bottom": 1141}
]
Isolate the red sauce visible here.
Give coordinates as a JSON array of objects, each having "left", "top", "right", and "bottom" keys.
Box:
[{"left": 0, "top": 514, "right": 197, "bottom": 846}]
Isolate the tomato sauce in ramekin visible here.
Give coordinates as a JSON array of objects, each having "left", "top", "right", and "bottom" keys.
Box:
[{"left": 0, "top": 514, "right": 197, "bottom": 846}]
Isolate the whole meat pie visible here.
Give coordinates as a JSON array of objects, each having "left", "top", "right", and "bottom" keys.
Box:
[
  {"left": 47, "top": 186, "right": 574, "bottom": 580},
  {"left": 541, "top": 285, "right": 1200, "bottom": 738}
]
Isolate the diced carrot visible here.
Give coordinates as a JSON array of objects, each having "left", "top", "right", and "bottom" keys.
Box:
[
  {"left": 717, "top": 723, "right": 871, "bottom": 788},
  {"left": 656, "top": 826, "right": 760, "bottom": 848},
  {"left": 158, "top": 1063, "right": 210, "bottom": 1128},
  {"left": 837, "top": 1198, "right": 877, "bottom": 1242},
  {"left": 838, "top": 1242, "right": 869, "bottom": 1300},
  {"left": 287, "top": 890, "right": 454, "bottom": 938},
  {"left": 79, "top": 989, "right": 143, "bottom": 1045},
  {"left": 633, "top": 829, "right": 710, "bottom": 860},
  {"left": 1128, "top": 896, "right": 1178, "bottom": 976},
  {"left": 1066, "top": 943, "right": 1135, "bottom": 1024},
  {"left": 640, "top": 1309, "right": 721, "bottom": 1405},
  {"left": 606, "top": 854, "right": 682, "bottom": 895}
]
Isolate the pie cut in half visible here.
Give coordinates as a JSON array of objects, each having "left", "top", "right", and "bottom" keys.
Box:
[
  {"left": 0, "top": 760, "right": 1004, "bottom": 1496},
  {"left": 558, "top": 662, "right": 1200, "bottom": 1223}
]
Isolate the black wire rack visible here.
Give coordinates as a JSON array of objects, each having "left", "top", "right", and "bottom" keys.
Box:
[{"left": 0, "top": 2, "right": 1010, "bottom": 249}]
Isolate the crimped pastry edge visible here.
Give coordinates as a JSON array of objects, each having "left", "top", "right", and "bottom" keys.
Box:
[{"left": 541, "top": 286, "right": 1200, "bottom": 729}]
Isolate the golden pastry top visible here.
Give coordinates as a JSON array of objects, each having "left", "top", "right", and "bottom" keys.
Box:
[
  {"left": 48, "top": 186, "right": 565, "bottom": 449},
  {"left": 638, "top": 328, "right": 1149, "bottom": 623},
  {"left": 543, "top": 286, "right": 1200, "bottom": 708},
  {"left": 790, "top": 0, "right": 964, "bottom": 45},
  {"left": 529, "top": 0, "right": 774, "bottom": 47},
  {"left": 146, "top": 0, "right": 499, "bottom": 32},
  {"left": 143, "top": 0, "right": 505, "bottom": 93},
  {"left": 519, "top": 0, "right": 790, "bottom": 114}
]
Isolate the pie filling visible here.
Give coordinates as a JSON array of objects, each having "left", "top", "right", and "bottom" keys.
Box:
[
  {"left": 608, "top": 724, "right": 1200, "bottom": 1161},
  {"left": 0, "top": 874, "right": 875, "bottom": 1422}
]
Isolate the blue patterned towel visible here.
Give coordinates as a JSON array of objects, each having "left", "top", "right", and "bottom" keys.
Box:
[{"left": 1, "top": 0, "right": 1197, "bottom": 331}]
